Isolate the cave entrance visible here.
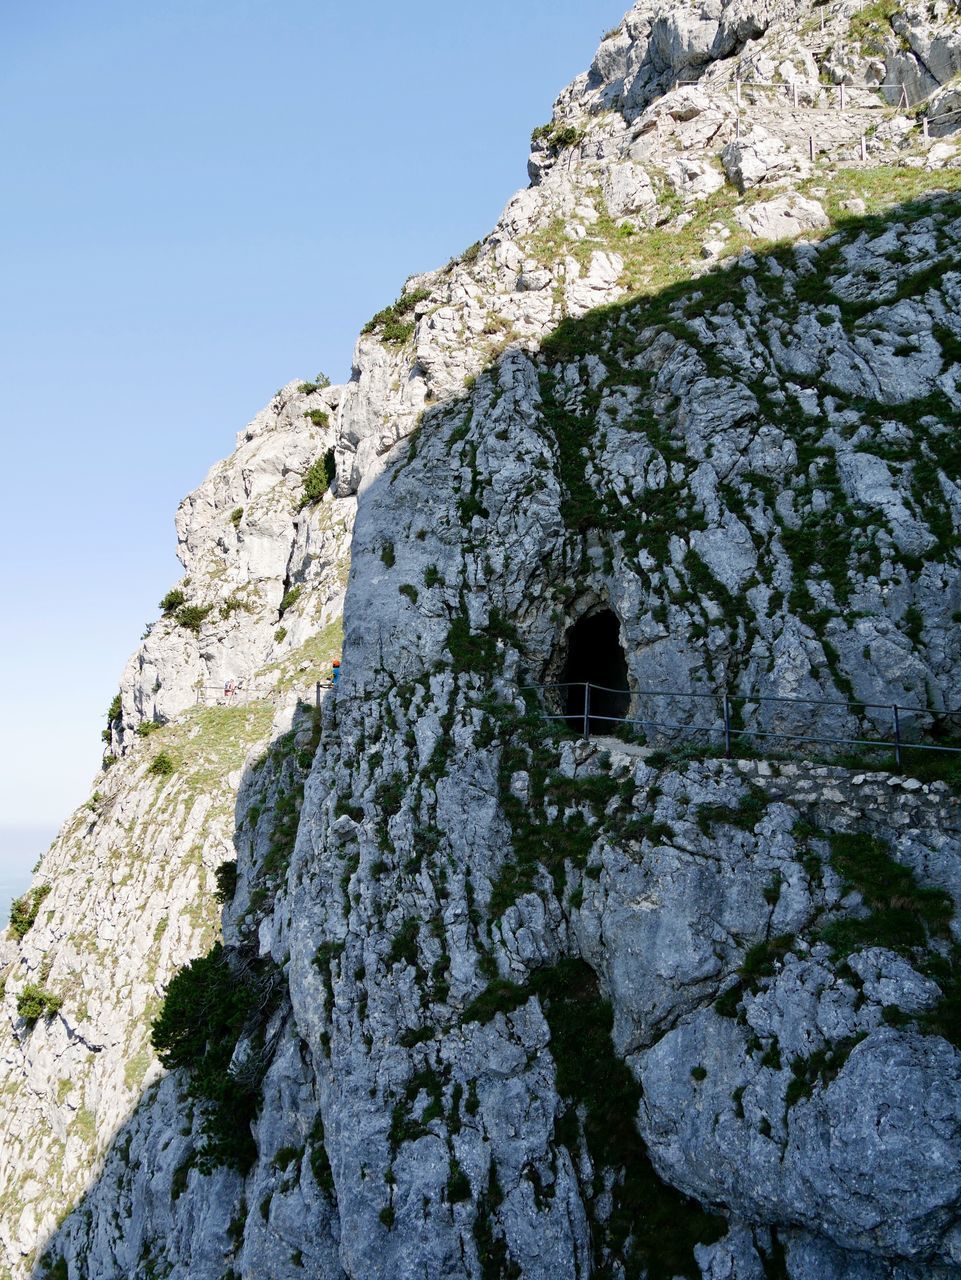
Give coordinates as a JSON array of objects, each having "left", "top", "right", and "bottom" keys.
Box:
[{"left": 558, "top": 609, "right": 630, "bottom": 735}]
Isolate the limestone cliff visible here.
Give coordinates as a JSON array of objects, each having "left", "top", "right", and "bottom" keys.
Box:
[{"left": 3, "top": 1, "right": 961, "bottom": 1278}]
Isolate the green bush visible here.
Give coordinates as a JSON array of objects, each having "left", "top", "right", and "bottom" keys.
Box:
[
  {"left": 17, "top": 983, "right": 62, "bottom": 1025},
  {"left": 361, "top": 287, "right": 430, "bottom": 345},
  {"left": 230, "top": 507, "right": 244, "bottom": 526},
  {"left": 447, "top": 1159, "right": 471, "bottom": 1202},
  {"left": 136, "top": 720, "right": 163, "bottom": 738},
  {"left": 107, "top": 692, "right": 122, "bottom": 722},
  {"left": 214, "top": 861, "right": 239, "bottom": 904},
  {"left": 821, "top": 832, "right": 952, "bottom": 956},
  {"left": 151, "top": 942, "right": 279, "bottom": 1172},
  {"left": 221, "top": 593, "right": 250, "bottom": 619},
  {"left": 174, "top": 604, "right": 213, "bottom": 634},
  {"left": 297, "top": 374, "right": 330, "bottom": 395},
  {"left": 305, "top": 408, "right": 330, "bottom": 428},
  {"left": 160, "top": 588, "right": 186, "bottom": 615},
  {"left": 9, "top": 884, "right": 51, "bottom": 941},
  {"left": 531, "top": 122, "right": 584, "bottom": 151},
  {"left": 299, "top": 449, "right": 336, "bottom": 508},
  {"left": 279, "top": 585, "right": 302, "bottom": 616},
  {"left": 275, "top": 626, "right": 288, "bottom": 643},
  {"left": 148, "top": 751, "right": 176, "bottom": 778}
]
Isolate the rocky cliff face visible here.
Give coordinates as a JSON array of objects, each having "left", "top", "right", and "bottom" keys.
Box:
[{"left": 3, "top": 1, "right": 961, "bottom": 1278}]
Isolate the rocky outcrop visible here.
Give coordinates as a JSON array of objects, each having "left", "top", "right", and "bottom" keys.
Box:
[
  {"left": 3, "top": 1, "right": 961, "bottom": 1279},
  {"left": 0, "top": 382, "right": 351, "bottom": 1273},
  {"left": 116, "top": 378, "right": 353, "bottom": 738}
]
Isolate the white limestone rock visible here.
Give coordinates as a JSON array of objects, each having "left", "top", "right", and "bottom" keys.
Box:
[{"left": 734, "top": 193, "right": 829, "bottom": 240}]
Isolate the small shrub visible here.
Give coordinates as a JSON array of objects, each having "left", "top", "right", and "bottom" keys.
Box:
[
  {"left": 221, "top": 593, "right": 250, "bottom": 619},
  {"left": 152, "top": 942, "right": 280, "bottom": 1173},
  {"left": 107, "top": 692, "right": 122, "bottom": 722},
  {"left": 904, "top": 604, "right": 924, "bottom": 645},
  {"left": 305, "top": 408, "right": 330, "bottom": 427},
  {"left": 379, "top": 1205, "right": 395, "bottom": 1230},
  {"left": 299, "top": 449, "right": 336, "bottom": 507},
  {"left": 214, "top": 862, "right": 238, "bottom": 904},
  {"left": 170, "top": 1154, "right": 191, "bottom": 1201},
  {"left": 275, "top": 626, "right": 288, "bottom": 643},
  {"left": 462, "top": 240, "right": 483, "bottom": 265},
  {"left": 160, "top": 588, "right": 186, "bottom": 615},
  {"left": 148, "top": 751, "right": 176, "bottom": 778},
  {"left": 279, "top": 586, "right": 302, "bottom": 616},
  {"left": 9, "top": 884, "right": 51, "bottom": 941},
  {"left": 136, "top": 720, "right": 163, "bottom": 738},
  {"left": 388, "top": 919, "right": 420, "bottom": 968},
  {"left": 229, "top": 507, "right": 243, "bottom": 526},
  {"left": 17, "top": 983, "right": 62, "bottom": 1025},
  {"left": 399, "top": 584, "right": 419, "bottom": 604},
  {"left": 691, "top": 1065, "right": 707, "bottom": 1081},
  {"left": 361, "top": 287, "right": 431, "bottom": 345},
  {"left": 298, "top": 374, "right": 331, "bottom": 395},
  {"left": 174, "top": 604, "right": 213, "bottom": 634},
  {"left": 381, "top": 542, "right": 396, "bottom": 568},
  {"left": 447, "top": 1159, "right": 471, "bottom": 1203},
  {"left": 531, "top": 121, "right": 584, "bottom": 151},
  {"left": 821, "top": 832, "right": 952, "bottom": 957}
]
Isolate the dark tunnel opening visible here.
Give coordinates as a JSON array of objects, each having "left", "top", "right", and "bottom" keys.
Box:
[{"left": 559, "top": 610, "right": 630, "bottom": 734}]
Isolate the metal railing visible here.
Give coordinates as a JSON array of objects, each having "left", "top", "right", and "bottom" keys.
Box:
[
  {"left": 195, "top": 680, "right": 335, "bottom": 708},
  {"left": 521, "top": 682, "right": 961, "bottom": 770},
  {"left": 671, "top": 74, "right": 961, "bottom": 138}
]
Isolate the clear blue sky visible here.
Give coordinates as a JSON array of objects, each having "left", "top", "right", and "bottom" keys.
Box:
[{"left": 0, "top": 1, "right": 626, "bottom": 858}]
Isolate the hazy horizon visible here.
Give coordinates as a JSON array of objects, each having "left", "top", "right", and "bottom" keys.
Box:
[{"left": 0, "top": 825, "right": 58, "bottom": 915}]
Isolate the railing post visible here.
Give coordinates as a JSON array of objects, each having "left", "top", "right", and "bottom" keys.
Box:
[
  {"left": 923, "top": 115, "right": 929, "bottom": 140},
  {"left": 723, "top": 692, "right": 732, "bottom": 759},
  {"left": 735, "top": 78, "right": 742, "bottom": 107},
  {"left": 584, "top": 683, "right": 591, "bottom": 740},
  {"left": 809, "top": 134, "right": 815, "bottom": 162},
  {"left": 316, "top": 681, "right": 322, "bottom": 708},
  {"left": 860, "top": 134, "right": 867, "bottom": 161},
  {"left": 839, "top": 82, "right": 845, "bottom": 111},
  {"left": 892, "top": 704, "right": 903, "bottom": 770}
]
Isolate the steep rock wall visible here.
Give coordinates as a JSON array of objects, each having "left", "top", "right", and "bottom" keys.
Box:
[{"left": 4, "top": 0, "right": 961, "bottom": 1278}]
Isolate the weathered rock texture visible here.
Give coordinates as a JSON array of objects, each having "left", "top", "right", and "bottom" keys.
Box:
[{"left": 3, "top": 0, "right": 961, "bottom": 1278}]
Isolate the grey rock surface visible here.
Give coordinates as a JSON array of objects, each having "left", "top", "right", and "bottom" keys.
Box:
[{"left": 2, "top": 1, "right": 961, "bottom": 1278}]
